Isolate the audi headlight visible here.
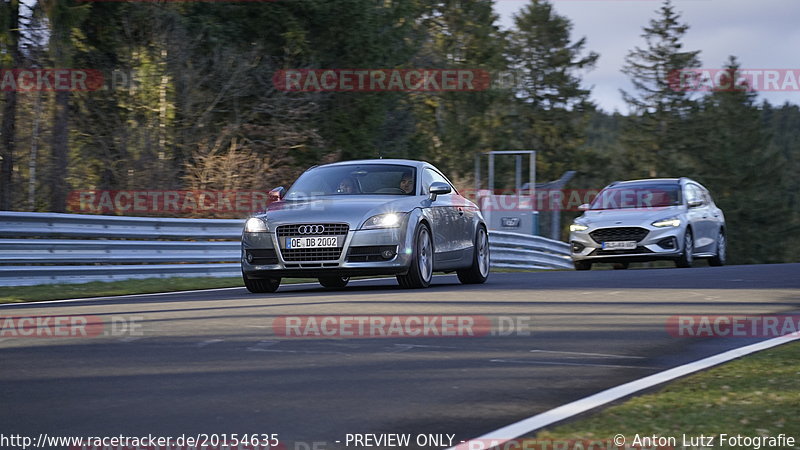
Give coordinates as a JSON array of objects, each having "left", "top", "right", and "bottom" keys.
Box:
[
  {"left": 569, "top": 223, "right": 589, "bottom": 232},
  {"left": 244, "top": 217, "right": 267, "bottom": 233},
  {"left": 362, "top": 213, "right": 404, "bottom": 229},
  {"left": 652, "top": 216, "right": 681, "bottom": 227}
]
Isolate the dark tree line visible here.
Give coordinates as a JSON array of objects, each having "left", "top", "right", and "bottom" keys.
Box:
[{"left": 0, "top": 0, "right": 797, "bottom": 264}]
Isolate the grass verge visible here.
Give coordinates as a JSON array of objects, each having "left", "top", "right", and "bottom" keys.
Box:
[
  {"left": 0, "top": 276, "right": 362, "bottom": 304},
  {"left": 0, "top": 277, "right": 246, "bottom": 304},
  {"left": 528, "top": 340, "right": 800, "bottom": 448}
]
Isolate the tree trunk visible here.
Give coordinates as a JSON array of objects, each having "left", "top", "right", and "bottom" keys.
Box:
[
  {"left": 50, "top": 91, "right": 70, "bottom": 212},
  {"left": 29, "top": 92, "right": 43, "bottom": 210},
  {"left": 1, "top": 0, "right": 20, "bottom": 210},
  {"left": 44, "top": 0, "right": 76, "bottom": 212},
  {"left": 1, "top": 90, "right": 17, "bottom": 210}
]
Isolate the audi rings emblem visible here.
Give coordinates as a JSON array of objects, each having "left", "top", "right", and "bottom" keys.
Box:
[{"left": 298, "top": 225, "right": 325, "bottom": 235}]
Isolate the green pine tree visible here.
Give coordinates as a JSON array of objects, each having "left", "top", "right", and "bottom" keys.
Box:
[
  {"left": 505, "top": 0, "right": 598, "bottom": 183},
  {"left": 689, "top": 56, "right": 790, "bottom": 264},
  {"left": 621, "top": 0, "right": 701, "bottom": 178}
]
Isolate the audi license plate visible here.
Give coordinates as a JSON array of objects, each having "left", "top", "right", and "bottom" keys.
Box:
[
  {"left": 602, "top": 241, "right": 637, "bottom": 250},
  {"left": 286, "top": 236, "right": 340, "bottom": 249}
]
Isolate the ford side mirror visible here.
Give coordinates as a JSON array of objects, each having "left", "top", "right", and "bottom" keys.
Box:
[{"left": 578, "top": 204, "right": 590, "bottom": 211}]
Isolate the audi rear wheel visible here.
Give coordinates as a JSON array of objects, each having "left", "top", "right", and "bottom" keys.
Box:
[{"left": 457, "top": 226, "right": 489, "bottom": 284}]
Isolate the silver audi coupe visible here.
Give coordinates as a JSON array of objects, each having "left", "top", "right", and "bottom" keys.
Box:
[{"left": 241, "top": 159, "right": 490, "bottom": 292}]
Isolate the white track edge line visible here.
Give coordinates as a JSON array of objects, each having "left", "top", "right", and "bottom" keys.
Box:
[{"left": 449, "top": 334, "right": 800, "bottom": 449}]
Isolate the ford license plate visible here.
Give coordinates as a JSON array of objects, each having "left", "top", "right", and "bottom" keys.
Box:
[{"left": 602, "top": 241, "right": 637, "bottom": 250}]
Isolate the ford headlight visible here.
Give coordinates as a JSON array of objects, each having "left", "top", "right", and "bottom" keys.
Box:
[
  {"left": 245, "top": 217, "right": 268, "bottom": 233},
  {"left": 652, "top": 216, "right": 681, "bottom": 227},
  {"left": 569, "top": 223, "right": 589, "bottom": 232},
  {"left": 362, "top": 213, "right": 404, "bottom": 229}
]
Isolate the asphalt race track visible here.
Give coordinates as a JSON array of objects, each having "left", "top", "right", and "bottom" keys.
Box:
[{"left": 1, "top": 264, "right": 799, "bottom": 449}]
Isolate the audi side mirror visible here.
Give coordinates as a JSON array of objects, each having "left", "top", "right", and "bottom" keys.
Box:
[
  {"left": 428, "top": 182, "right": 451, "bottom": 201},
  {"left": 578, "top": 203, "right": 590, "bottom": 211},
  {"left": 269, "top": 186, "right": 285, "bottom": 202}
]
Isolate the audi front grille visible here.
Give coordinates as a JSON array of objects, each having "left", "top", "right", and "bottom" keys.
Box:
[
  {"left": 276, "top": 223, "right": 349, "bottom": 262},
  {"left": 276, "top": 223, "right": 349, "bottom": 238},
  {"left": 281, "top": 247, "right": 344, "bottom": 262}
]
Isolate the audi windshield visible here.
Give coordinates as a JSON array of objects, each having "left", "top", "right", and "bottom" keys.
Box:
[{"left": 285, "top": 164, "right": 417, "bottom": 199}]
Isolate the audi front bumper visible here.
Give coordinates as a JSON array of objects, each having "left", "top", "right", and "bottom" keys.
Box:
[{"left": 241, "top": 227, "right": 416, "bottom": 279}]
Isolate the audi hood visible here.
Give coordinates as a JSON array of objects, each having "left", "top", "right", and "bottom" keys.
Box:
[{"left": 254, "top": 195, "right": 420, "bottom": 230}]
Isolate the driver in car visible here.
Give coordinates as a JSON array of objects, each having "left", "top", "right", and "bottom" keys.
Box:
[
  {"left": 399, "top": 172, "right": 414, "bottom": 194},
  {"left": 337, "top": 177, "right": 356, "bottom": 194}
]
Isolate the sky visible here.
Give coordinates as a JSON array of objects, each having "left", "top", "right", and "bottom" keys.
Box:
[{"left": 494, "top": 0, "right": 800, "bottom": 112}]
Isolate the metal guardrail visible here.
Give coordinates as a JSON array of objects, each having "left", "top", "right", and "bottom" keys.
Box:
[
  {"left": 0, "top": 212, "right": 572, "bottom": 286},
  {"left": 488, "top": 231, "right": 573, "bottom": 270},
  {"left": 0, "top": 264, "right": 243, "bottom": 287},
  {"left": 0, "top": 212, "right": 244, "bottom": 286},
  {"left": 0, "top": 211, "right": 243, "bottom": 239},
  {"left": 0, "top": 239, "right": 240, "bottom": 264}
]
